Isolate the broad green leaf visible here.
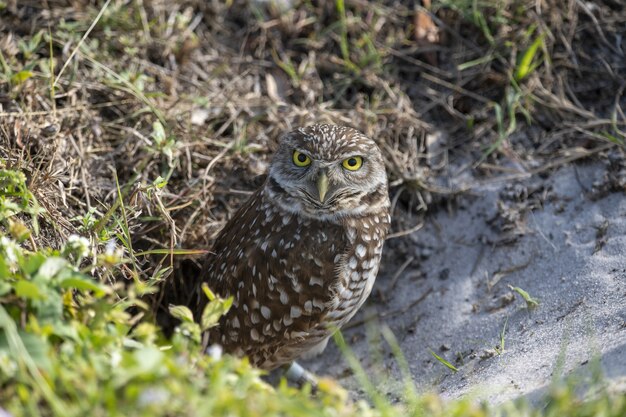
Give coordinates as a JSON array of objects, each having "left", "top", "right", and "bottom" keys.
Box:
[
  {"left": 21, "top": 253, "right": 46, "bottom": 276},
  {"left": 133, "top": 346, "right": 164, "bottom": 373},
  {"left": 0, "top": 280, "right": 11, "bottom": 296},
  {"left": 11, "top": 70, "right": 34, "bottom": 84},
  {"left": 168, "top": 304, "right": 194, "bottom": 323},
  {"left": 0, "top": 330, "right": 51, "bottom": 372},
  {"left": 34, "top": 257, "right": 67, "bottom": 281},
  {"left": 0, "top": 258, "right": 10, "bottom": 280},
  {"left": 58, "top": 274, "right": 107, "bottom": 297},
  {"left": 201, "top": 297, "right": 233, "bottom": 331},
  {"left": 14, "top": 280, "right": 45, "bottom": 300}
]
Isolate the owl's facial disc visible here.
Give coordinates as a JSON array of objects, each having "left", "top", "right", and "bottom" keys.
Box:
[{"left": 266, "top": 125, "right": 389, "bottom": 220}]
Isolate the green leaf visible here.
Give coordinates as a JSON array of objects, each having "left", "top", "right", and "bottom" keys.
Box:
[
  {"left": 201, "top": 283, "right": 216, "bottom": 301},
  {"left": 11, "top": 70, "right": 34, "bottom": 84},
  {"left": 58, "top": 274, "right": 107, "bottom": 297},
  {"left": 429, "top": 349, "right": 458, "bottom": 373},
  {"left": 34, "top": 257, "right": 67, "bottom": 281},
  {"left": 21, "top": 253, "right": 46, "bottom": 276},
  {"left": 515, "top": 34, "right": 545, "bottom": 81},
  {"left": 508, "top": 285, "right": 540, "bottom": 309},
  {"left": 201, "top": 297, "right": 233, "bottom": 331},
  {"left": 0, "top": 280, "right": 11, "bottom": 296},
  {"left": 14, "top": 280, "right": 45, "bottom": 300},
  {"left": 153, "top": 176, "right": 167, "bottom": 189},
  {"left": 0, "top": 330, "right": 51, "bottom": 372},
  {"left": 133, "top": 346, "right": 164, "bottom": 373},
  {"left": 151, "top": 121, "right": 166, "bottom": 145},
  {"left": 168, "top": 304, "right": 194, "bottom": 323},
  {"left": 0, "top": 258, "right": 10, "bottom": 281}
]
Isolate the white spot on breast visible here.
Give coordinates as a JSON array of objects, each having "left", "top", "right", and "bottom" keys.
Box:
[
  {"left": 231, "top": 316, "right": 240, "bottom": 328},
  {"left": 272, "top": 320, "right": 281, "bottom": 331},
  {"left": 290, "top": 306, "right": 302, "bottom": 318},
  {"left": 261, "top": 306, "right": 271, "bottom": 319},
  {"left": 261, "top": 241, "right": 268, "bottom": 251},
  {"left": 251, "top": 328, "right": 260, "bottom": 341},
  {"left": 251, "top": 311, "right": 260, "bottom": 324},
  {"left": 340, "top": 288, "right": 353, "bottom": 300},
  {"left": 349, "top": 257, "right": 358, "bottom": 269},
  {"left": 272, "top": 249, "right": 277, "bottom": 258},
  {"left": 309, "top": 276, "right": 323, "bottom": 286},
  {"left": 333, "top": 254, "right": 342, "bottom": 264},
  {"left": 279, "top": 289, "right": 289, "bottom": 304},
  {"left": 283, "top": 315, "right": 293, "bottom": 326},
  {"left": 312, "top": 298, "right": 325, "bottom": 309},
  {"left": 356, "top": 244, "right": 366, "bottom": 258},
  {"left": 304, "top": 300, "right": 313, "bottom": 313}
]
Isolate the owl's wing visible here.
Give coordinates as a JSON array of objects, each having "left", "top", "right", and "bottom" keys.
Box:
[{"left": 200, "top": 187, "right": 349, "bottom": 354}]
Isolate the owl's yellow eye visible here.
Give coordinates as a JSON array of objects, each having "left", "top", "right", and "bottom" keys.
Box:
[
  {"left": 292, "top": 150, "right": 311, "bottom": 167},
  {"left": 342, "top": 156, "right": 363, "bottom": 171}
]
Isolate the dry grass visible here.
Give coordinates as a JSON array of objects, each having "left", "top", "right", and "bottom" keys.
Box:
[{"left": 0, "top": 0, "right": 624, "bottom": 318}]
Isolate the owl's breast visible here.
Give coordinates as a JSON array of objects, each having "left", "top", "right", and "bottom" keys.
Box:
[{"left": 324, "top": 212, "right": 390, "bottom": 327}]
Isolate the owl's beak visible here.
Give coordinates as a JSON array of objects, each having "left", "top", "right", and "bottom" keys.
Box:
[{"left": 316, "top": 171, "right": 329, "bottom": 203}]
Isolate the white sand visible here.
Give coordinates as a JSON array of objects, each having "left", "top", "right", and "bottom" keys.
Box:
[{"left": 306, "top": 161, "right": 626, "bottom": 404}]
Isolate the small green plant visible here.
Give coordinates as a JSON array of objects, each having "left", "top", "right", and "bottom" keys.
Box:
[
  {"left": 0, "top": 170, "right": 43, "bottom": 234},
  {"left": 430, "top": 349, "right": 459, "bottom": 373},
  {"left": 509, "top": 284, "right": 540, "bottom": 309},
  {"left": 514, "top": 31, "right": 546, "bottom": 81},
  {"left": 168, "top": 283, "right": 233, "bottom": 345},
  {"left": 494, "top": 316, "right": 509, "bottom": 355}
]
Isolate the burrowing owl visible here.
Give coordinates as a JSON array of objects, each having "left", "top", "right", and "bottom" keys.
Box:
[{"left": 197, "top": 124, "right": 390, "bottom": 370}]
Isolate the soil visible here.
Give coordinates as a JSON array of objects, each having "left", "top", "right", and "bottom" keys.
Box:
[{"left": 305, "top": 150, "right": 626, "bottom": 404}]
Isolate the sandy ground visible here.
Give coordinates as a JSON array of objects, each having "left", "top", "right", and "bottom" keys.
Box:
[{"left": 305, "top": 158, "right": 626, "bottom": 404}]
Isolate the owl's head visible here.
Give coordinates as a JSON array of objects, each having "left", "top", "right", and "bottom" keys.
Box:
[{"left": 267, "top": 124, "right": 389, "bottom": 220}]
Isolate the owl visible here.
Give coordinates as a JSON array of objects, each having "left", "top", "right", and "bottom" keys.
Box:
[{"left": 195, "top": 124, "right": 390, "bottom": 371}]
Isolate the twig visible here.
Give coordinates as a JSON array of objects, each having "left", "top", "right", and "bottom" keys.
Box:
[
  {"left": 386, "top": 256, "right": 415, "bottom": 293},
  {"left": 386, "top": 221, "right": 424, "bottom": 240}
]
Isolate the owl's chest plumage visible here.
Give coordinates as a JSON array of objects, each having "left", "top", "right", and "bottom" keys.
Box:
[{"left": 202, "top": 188, "right": 389, "bottom": 369}]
